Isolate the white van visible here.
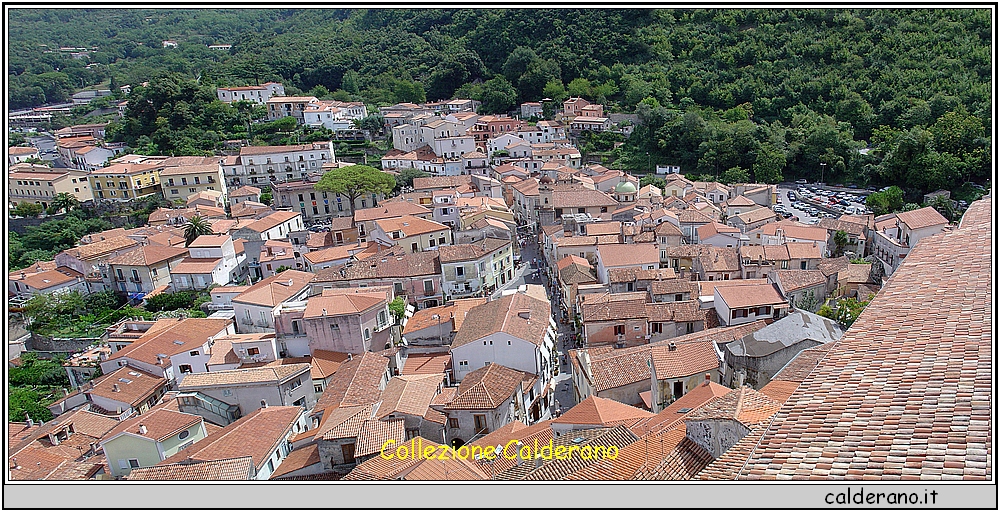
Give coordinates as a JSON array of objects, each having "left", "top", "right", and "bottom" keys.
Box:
[{"left": 844, "top": 205, "right": 859, "bottom": 215}]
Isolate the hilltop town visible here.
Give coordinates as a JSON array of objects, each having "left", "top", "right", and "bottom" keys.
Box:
[{"left": 7, "top": 90, "right": 992, "bottom": 483}]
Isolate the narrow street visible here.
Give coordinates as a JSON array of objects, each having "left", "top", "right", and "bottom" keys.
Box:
[{"left": 497, "top": 229, "right": 580, "bottom": 415}]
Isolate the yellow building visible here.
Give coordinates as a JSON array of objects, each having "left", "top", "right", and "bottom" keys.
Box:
[
  {"left": 159, "top": 163, "right": 227, "bottom": 204},
  {"left": 8, "top": 164, "right": 93, "bottom": 209},
  {"left": 88, "top": 162, "right": 161, "bottom": 202}
]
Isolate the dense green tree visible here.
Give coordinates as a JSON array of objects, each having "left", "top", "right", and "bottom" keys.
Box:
[
  {"left": 865, "top": 186, "right": 905, "bottom": 216},
  {"left": 314, "top": 164, "right": 396, "bottom": 222},
  {"left": 9, "top": 387, "right": 54, "bottom": 423},
  {"left": 183, "top": 215, "right": 213, "bottom": 246},
  {"left": 720, "top": 166, "right": 750, "bottom": 185},
  {"left": 51, "top": 192, "right": 80, "bottom": 214},
  {"left": 12, "top": 202, "right": 43, "bottom": 218},
  {"left": 476, "top": 76, "right": 518, "bottom": 114},
  {"left": 396, "top": 168, "right": 429, "bottom": 189}
]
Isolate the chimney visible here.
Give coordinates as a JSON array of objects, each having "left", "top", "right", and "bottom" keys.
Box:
[
  {"left": 287, "top": 279, "right": 294, "bottom": 286},
  {"left": 261, "top": 399, "right": 268, "bottom": 408},
  {"left": 112, "top": 383, "right": 120, "bottom": 392},
  {"left": 534, "top": 454, "right": 544, "bottom": 469},
  {"left": 25, "top": 414, "right": 33, "bottom": 428},
  {"left": 668, "top": 343, "right": 677, "bottom": 352},
  {"left": 514, "top": 441, "right": 525, "bottom": 465},
  {"left": 138, "top": 424, "right": 147, "bottom": 435},
  {"left": 89, "top": 442, "right": 97, "bottom": 455},
  {"left": 348, "top": 353, "right": 353, "bottom": 361},
  {"left": 703, "top": 373, "right": 712, "bottom": 386},
  {"left": 322, "top": 308, "right": 327, "bottom": 316}
]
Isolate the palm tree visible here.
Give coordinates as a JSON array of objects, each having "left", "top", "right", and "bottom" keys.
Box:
[
  {"left": 51, "top": 192, "right": 79, "bottom": 214},
  {"left": 183, "top": 215, "right": 213, "bottom": 247}
]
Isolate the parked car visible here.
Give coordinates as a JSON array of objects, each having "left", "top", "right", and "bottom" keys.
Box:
[
  {"left": 787, "top": 191, "right": 797, "bottom": 201},
  {"left": 796, "top": 179, "right": 808, "bottom": 184}
]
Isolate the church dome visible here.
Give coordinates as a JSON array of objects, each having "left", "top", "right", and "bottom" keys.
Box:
[{"left": 615, "top": 181, "right": 637, "bottom": 194}]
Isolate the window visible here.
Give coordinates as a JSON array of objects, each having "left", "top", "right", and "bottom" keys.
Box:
[
  {"left": 267, "top": 460, "right": 275, "bottom": 473},
  {"left": 429, "top": 238, "right": 436, "bottom": 247},
  {"left": 128, "top": 459, "right": 140, "bottom": 469},
  {"left": 364, "top": 328, "right": 370, "bottom": 340},
  {"left": 247, "top": 347, "right": 260, "bottom": 356},
  {"left": 424, "top": 280, "right": 434, "bottom": 294},
  {"left": 314, "top": 384, "right": 324, "bottom": 393},
  {"left": 178, "top": 430, "right": 190, "bottom": 440},
  {"left": 651, "top": 322, "right": 663, "bottom": 334},
  {"left": 459, "top": 360, "right": 469, "bottom": 367},
  {"left": 800, "top": 261, "right": 808, "bottom": 270},
  {"left": 686, "top": 322, "right": 695, "bottom": 334},
  {"left": 222, "top": 389, "right": 233, "bottom": 397},
  {"left": 449, "top": 418, "right": 459, "bottom": 429},
  {"left": 179, "top": 364, "right": 193, "bottom": 373},
  {"left": 331, "top": 323, "right": 340, "bottom": 330},
  {"left": 290, "top": 378, "right": 302, "bottom": 390},
  {"left": 438, "top": 236, "right": 446, "bottom": 245},
  {"left": 614, "top": 325, "right": 625, "bottom": 336},
  {"left": 189, "top": 351, "right": 199, "bottom": 356},
  {"left": 675, "top": 294, "right": 683, "bottom": 302},
  {"left": 473, "top": 414, "right": 488, "bottom": 434}
]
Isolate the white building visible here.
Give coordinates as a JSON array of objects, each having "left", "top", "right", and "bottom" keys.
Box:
[
  {"left": 450, "top": 291, "right": 557, "bottom": 383},
  {"left": 216, "top": 83, "right": 285, "bottom": 104}
]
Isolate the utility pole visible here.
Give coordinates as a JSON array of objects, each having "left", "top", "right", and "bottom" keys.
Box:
[{"left": 820, "top": 162, "right": 827, "bottom": 185}]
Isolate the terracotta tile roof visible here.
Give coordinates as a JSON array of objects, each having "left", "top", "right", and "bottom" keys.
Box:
[
  {"left": 596, "top": 243, "right": 659, "bottom": 268},
  {"left": 400, "top": 353, "right": 452, "bottom": 376},
  {"left": 732, "top": 206, "right": 777, "bottom": 226},
  {"left": 697, "top": 221, "right": 740, "bottom": 240},
  {"left": 313, "top": 352, "right": 389, "bottom": 411},
  {"left": 584, "top": 222, "right": 622, "bottom": 236},
  {"left": 160, "top": 406, "right": 301, "bottom": 472},
  {"left": 607, "top": 267, "right": 676, "bottom": 284},
  {"left": 397, "top": 449, "right": 489, "bottom": 480},
  {"left": 772, "top": 269, "right": 827, "bottom": 292},
  {"left": 87, "top": 365, "right": 167, "bottom": 407},
  {"left": 232, "top": 270, "right": 315, "bottom": 307},
  {"left": 758, "top": 379, "right": 800, "bottom": 404},
  {"left": 696, "top": 278, "right": 770, "bottom": 298},
  {"left": 452, "top": 292, "right": 551, "bottom": 349},
  {"left": 551, "top": 184, "right": 618, "bottom": 208},
  {"left": 687, "top": 386, "right": 782, "bottom": 427},
  {"left": 650, "top": 279, "right": 698, "bottom": 296},
  {"left": 376, "top": 374, "right": 443, "bottom": 420},
  {"left": 580, "top": 293, "right": 648, "bottom": 321},
  {"left": 738, "top": 197, "right": 992, "bottom": 480},
  {"left": 650, "top": 340, "right": 720, "bottom": 380},
  {"left": 632, "top": 380, "right": 732, "bottom": 436},
  {"left": 242, "top": 211, "right": 301, "bottom": 233},
  {"left": 170, "top": 257, "right": 221, "bottom": 274},
  {"left": 445, "top": 363, "right": 524, "bottom": 410},
  {"left": 817, "top": 217, "right": 866, "bottom": 236},
  {"left": 355, "top": 418, "right": 406, "bottom": 457},
  {"left": 768, "top": 343, "right": 834, "bottom": 384},
  {"left": 583, "top": 322, "right": 766, "bottom": 393},
  {"left": 375, "top": 214, "right": 448, "bottom": 238},
  {"left": 784, "top": 241, "right": 822, "bottom": 260},
  {"left": 559, "top": 261, "right": 598, "bottom": 285},
  {"left": 63, "top": 236, "right": 139, "bottom": 261},
  {"left": 502, "top": 426, "right": 639, "bottom": 480},
  {"left": 468, "top": 420, "right": 555, "bottom": 477},
  {"left": 8, "top": 444, "right": 105, "bottom": 481},
  {"left": 230, "top": 185, "right": 261, "bottom": 197},
  {"left": 714, "top": 283, "right": 787, "bottom": 309},
  {"left": 754, "top": 220, "right": 827, "bottom": 242},
  {"left": 179, "top": 363, "right": 310, "bottom": 389},
  {"left": 315, "top": 248, "right": 440, "bottom": 281},
  {"left": 267, "top": 444, "right": 320, "bottom": 479},
  {"left": 302, "top": 290, "right": 385, "bottom": 319},
  {"left": 16, "top": 267, "right": 84, "bottom": 290},
  {"left": 694, "top": 425, "right": 768, "bottom": 480},
  {"left": 725, "top": 195, "right": 757, "bottom": 207},
  {"left": 677, "top": 209, "right": 715, "bottom": 224},
  {"left": 696, "top": 246, "right": 740, "bottom": 272},
  {"left": 553, "top": 395, "right": 654, "bottom": 428},
  {"left": 316, "top": 404, "right": 375, "bottom": 440},
  {"left": 816, "top": 255, "right": 849, "bottom": 278},
  {"left": 107, "top": 317, "right": 232, "bottom": 368},
  {"left": 102, "top": 409, "right": 201, "bottom": 444},
  {"left": 412, "top": 175, "right": 472, "bottom": 190},
  {"left": 895, "top": 206, "right": 949, "bottom": 230},
  {"left": 438, "top": 238, "right": 510, "bottom": 263},
  {"left": 107, "top": 245, "right": 188, "bottom": 267},
  {"left": 565, "top": 426, "right": 685, "bottom": 481},
  {"left": 403, "top": 298, "right": 485, "bottom": 335},
  {"left": 354, "top": 201, "right": 431, "bottom": 222},
  {"left": 554, "top": 234, "right": 619, "bottom": 247}
]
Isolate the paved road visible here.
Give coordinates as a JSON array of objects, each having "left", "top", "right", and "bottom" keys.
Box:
[
  {"left": 28, "top": 134, "right": 68, "bottom": 168},
  {"left": 494, "top": 231, "right": 579, "bottom": 414}
]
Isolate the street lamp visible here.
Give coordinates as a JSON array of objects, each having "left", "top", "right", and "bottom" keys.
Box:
[{"left": 820, "top": 162, "right": 827, "bottom": 185}]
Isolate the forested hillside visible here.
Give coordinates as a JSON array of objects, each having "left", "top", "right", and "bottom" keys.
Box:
[{"left": 7, "top": 8, "right": 992, "bottom": 195}]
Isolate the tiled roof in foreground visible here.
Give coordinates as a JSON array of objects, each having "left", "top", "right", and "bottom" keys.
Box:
[{"left": 738, "top": 197, "right": 992, "bottom": 480}]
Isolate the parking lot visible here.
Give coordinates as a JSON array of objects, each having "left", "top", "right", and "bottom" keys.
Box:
[{"left": 774, "top": 183, "right": 870, "bottom": 224}]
